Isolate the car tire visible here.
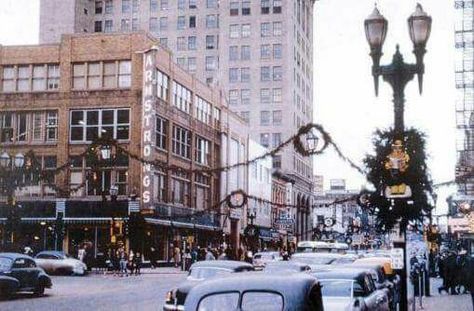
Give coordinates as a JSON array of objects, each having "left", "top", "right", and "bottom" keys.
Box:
[{"left": 34, "top": 285, "right": 45, "bottom": 297}]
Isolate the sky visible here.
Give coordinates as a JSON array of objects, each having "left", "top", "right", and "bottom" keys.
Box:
[{"left": 0, "top": 0, "right": 458, "bottom": 216}]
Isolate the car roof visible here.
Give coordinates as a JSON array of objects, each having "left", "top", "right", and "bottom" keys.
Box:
[
  {"left": 190, "top": 260, "right": 253, "bottom": 270},
  {"left": 292, "top": 252, "right": 342, "bottom": 258},
  {"left": 186, "top": 272, "right": 319, "bottom": 299},
  {"left": 264, "top": 261, "right": 309, "bottom": 268},
  {"left": 0, "top": 253, "right": 33, "bottom": 260},
  {"left": 36, "top": 250, "right": 65, "bottom": 256},
  {"left": 313, "top": 268, "right": 371, "bottom": 280}
]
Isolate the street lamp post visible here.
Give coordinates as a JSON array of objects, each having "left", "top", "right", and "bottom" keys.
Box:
[{"left": 364, "top": 4, "right": 432, "bottom": 311}]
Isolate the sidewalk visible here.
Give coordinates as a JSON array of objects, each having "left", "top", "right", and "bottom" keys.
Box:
[{"left": 417, "top": 278, "right": 472, "bottom": 311}]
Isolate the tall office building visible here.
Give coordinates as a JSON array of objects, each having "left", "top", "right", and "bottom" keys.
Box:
[
  {"left": 40, "top": 0, "right": 315, "bottom": 239},
  {"left": 454, "top": 0, "right": 474, "bottom": 197}
]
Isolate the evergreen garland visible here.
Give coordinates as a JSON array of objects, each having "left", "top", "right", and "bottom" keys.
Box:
[{"left": 362, "top": 128, "right": 434, "bottom": 231}]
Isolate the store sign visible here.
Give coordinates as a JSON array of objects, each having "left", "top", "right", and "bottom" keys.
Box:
[
  {"left": 274, "top": 218, "right": 294, "bottom": 231},
  {"left": 141, "top": 49, "right": 157, "bottom": 211},
  {"left": 391, "top": 248, "right": 404, "bottom": 269}
]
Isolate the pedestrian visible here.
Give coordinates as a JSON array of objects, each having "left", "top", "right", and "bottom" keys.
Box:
[
  {"left": 129, "top": 250, "right": 135, "bottom": 275},
  {"left": 205, "top": 248, "right": 216, "bottom": 260},
  {"left": 184, "top": 248, "right": 192, "bottom": 271},
  {"left": 78, "top": 245, "right": 86, "bottom": 263},
  {"left": 150, "top": 247, "right": 157, "bottom": 269},
  {"left": 191, "top": 247, "right": 198, "bottom": 264},
  {"left": 118, "top": 247, "right": 128, "bottom": 277},
  {"left": 218, "top": 248, "right": 228, "bottom": 260},
  {"left": 173, "top": 245, "right": 181, "bottom": 268},
  {"left": 134, "top": 252, "right": 142, "bottom": 275}
]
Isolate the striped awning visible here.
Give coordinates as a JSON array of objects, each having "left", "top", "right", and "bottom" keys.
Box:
[{"left": 145, "top": 218, "right": 221, "bottom": 232}]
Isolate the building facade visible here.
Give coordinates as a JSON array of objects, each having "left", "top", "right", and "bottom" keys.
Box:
[
  {"left": 39, "top": 0, "right": 316, "bottom": 240},
  {"left": 0, "top": 32, "right": 241, "bottom": 260}
]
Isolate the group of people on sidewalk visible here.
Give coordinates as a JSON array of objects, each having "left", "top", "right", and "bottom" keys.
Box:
[{"left": 105, "top": 247, "right": 143, "bottom": 277}]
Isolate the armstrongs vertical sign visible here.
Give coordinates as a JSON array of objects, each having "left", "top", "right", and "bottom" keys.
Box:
[{"left": 141, "top": 47, "right": 158, "bottom": 213}]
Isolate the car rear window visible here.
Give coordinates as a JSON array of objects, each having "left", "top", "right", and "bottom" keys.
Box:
[
  {"left": 242, "top": 291, "right": 284, "bottom": 311},
  {"left": 0, "top": 257, "right": 12, "bottom": 271},
  {"left": 198, "top": 292, "right": 239, "bottom": 311}
]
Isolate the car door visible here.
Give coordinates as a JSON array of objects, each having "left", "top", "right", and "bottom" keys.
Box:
[
  {"left": 10, "top": 258, "right": 30, "bottom": 289},
  {"left": 362, "top": 275, "right": 389, "bottom": 311},
  {"left": 24, "top": 258, "right": 41, "bottom": 289}
]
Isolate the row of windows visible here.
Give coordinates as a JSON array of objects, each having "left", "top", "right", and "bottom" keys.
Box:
[
  {"left": 238, "top": 110, "right": 282, "bottom": 126},
  {"left": 72, "top": 61, "right": 131, "bottom": 90},
  {"left": 229, "top": 21, "right": 282, "bottom": 38},
  {"left": 2, "top": 64, "right": 59, "bottom": 93},
  {"left": 230, "top": 0, "right": 282, "bottom": 16},
  {"left": 0, "top": 111, "right": 58, "bottom": 143},
  {"left": 260, "top": 132, "right": 282, "bottom": 148},
  {"left": 175, "top": 35, "right": 218, "bottom": 51},
  {"left": 229, "top": 66, "right": 282, "bottom": 83},
  {"left": 96, "top": 0, "right": 219, "bottom": 15},
  {"left": 70, "top": 109, "right": 130, "bottom": 142},
  {"left": 229, "top": 88, "right": 282, "bottom": 105},
  {"left": 229, "top": 44, "right": 282, "bottom": 61},
  {"left": 177, "top": 55, "right": 217, "bottom": 73}
]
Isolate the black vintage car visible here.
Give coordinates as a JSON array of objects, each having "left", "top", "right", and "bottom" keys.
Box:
[
  {"left": 183, "top": 273, "right": 324, "bottom": 311},
  {"left": 164, "top": 260, "right": 254, "bottom": 311},
  {"left": 0, "top": 253, "right": 52, "bottom": 298}
]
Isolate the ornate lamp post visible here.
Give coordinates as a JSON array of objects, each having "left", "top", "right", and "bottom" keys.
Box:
[{"left": 364, "top": 4, "right": 432, "bottom": 311}]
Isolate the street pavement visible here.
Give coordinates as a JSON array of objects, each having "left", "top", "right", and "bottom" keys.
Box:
[
  {"left": 0, "top": 268, "right": 187, "bottom": 311},
  {"left": 418, "top": 278, "right": 472, "bottom": 311}
]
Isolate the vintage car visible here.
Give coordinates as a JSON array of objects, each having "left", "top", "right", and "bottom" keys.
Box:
[
  {"left": 252, "top": 251, "right": 282, "bottom": 269},
  {"left": 0, "top": 253, "right": 52, "bottom": 298},
  {"left": 183, "top": 273, "right": 324, "bottom": 311},
  {"left": 296, "top": 241, "right": 332, "bottom": 253},
  {"left": 35, "top": 250, "right": 87, "bottom": 276},
  {"left": 164, "top": 260, "right": 254, "bottom": 311},
  {"left": 291, "top": 252, "right": 342, "bottom": 266},
  {"left": 263, "top": 261, "right": 311, "bottom": 273},
  {"left": 314, "top": 268, "right": 390, "bottom": 311}
]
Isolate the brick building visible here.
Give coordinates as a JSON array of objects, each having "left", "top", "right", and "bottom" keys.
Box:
[{"left": 0, "top": 32, "right": 244, "bottom": 260}]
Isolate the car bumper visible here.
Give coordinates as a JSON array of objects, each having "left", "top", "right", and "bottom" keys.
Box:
[{"left": 163, "top": 303, "right": 184, "bottom": 311}]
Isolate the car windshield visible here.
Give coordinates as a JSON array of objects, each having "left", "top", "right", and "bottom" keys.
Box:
[
  {"left": 291, "top": 256, "right": 335, "bottom": 265},
  {"left": 320, "top": 279, "right": 354, "bottom": 298},
  {"left": 188, "top": 267, "right": 232, "bottom": 280},
  {"left": 0, "top": 257, "right": 12, "bottom": 272}
]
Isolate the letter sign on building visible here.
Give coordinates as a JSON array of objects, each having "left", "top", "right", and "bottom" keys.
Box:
[{"left": 141, "top": 48, "right": 158, "bottom": 213}]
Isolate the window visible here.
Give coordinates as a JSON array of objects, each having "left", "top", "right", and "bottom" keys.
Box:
[
  {"left": 242, "top": 292, "right": 283, "bottom": 310},
  {"left": 261, "top": 0, "right": 270, "bottom": 14},
  {"left": 260, "top": 88, "right": 271, "bottom": 104},
  {"left": 261, "top": 66, "right": 271, "bottom": 81},
  {"left": 189, "top": 0, "right": 197, "bottom": 9},
  {"left": 273, "top": 88, "right": 282, "bottom": 103},
  {"left": 241, "top": 24, "right": 251, "bottom": 37},
  {"left": 189, "top": 16, "right": 196, "bottom": 28},
  {"left": 177, "top": 16, "right": 186, "bottom": 29},
  {"left": 177, "top": 37, "right": 186, "bottom": 51},
  {"left": 118, "top": 60, "right": 131, "bottom": 87},
  {"left": 122, "top": 0, "right": 131, "bottom": 13},
  {"left": 172, "top": 125, "right": 191, "bottom": 158},
  {"left": 2, "top": 66, "right": 15, "bottom": 92},
  {"left": 213, "top": 107, "right": 220, "bottom": 127},
  {"left": 87, "top": 62, "right": 101, "bottom": 89},
  {"left": 172, "top": 81, "right": 192, "bottom": 113},
  {"left": 132, "top": 0, "right": 139, "bottom": 13},
  {"left": 155, "top": 116, "right": 167, "bottom": 149},
  {"left": 150, "top": 0, "right": 158, "bottom": 11},
  {"left": 73, "top": 64, "right": 85, "bottom": 89},
  {"left": 273, "top": 21, "right": 282, "bottom": 35},
  {"left": 261, "top": 22, "right": 271, "bottom": 37},
  {"left": 161, "top": 0, "right": 168, "bottom": 10},
  {"left": 206, "top": 14, "right": 218, "bottom": 28},
  {"left": 195, "top": 174, "right": 210, "bottom": 210},
  {"left": 241, "top": 45, "right": 250, "bottom": 60},
  {"left": 272, "top": 155, "right": 281, "bottom": 168},
  {"left": 32, "top": 65, "right": 46, "bottom": 91},
  {"left": 205, "top": 56, "right": 216, "bottom": 71},
  {"left": 105, "top": 0, "right": 113, "bottom": 13},
  {"left": 229, "top": 46, "right": 239, "bottom": 61},
  {"left": 195, "top": 96, "right": 212, "bottom": 124},
  {"left": 149, "top": 17, "right": 158, "bottom": 32},
  {"left": 242, "top": 1, "right": 251, "bottom": 15},
  {"left": 16, "top": 113, "right": 28, "bottom": 142},
  {"left": 273, "top": 44, "right": 282, "bottom": 58},
  {"left": 0, "top": 113, "right": 13, "bottom": 142},
  {"left": 95, "top": 1, "right": 103, "bottom": 14},
  {"left": 199, "top": 293, "right": 240, "bottom": 310},
  {"left": 132, "top": 18, "right": 139, "bottom": 31},
  {"left": 240, "top": 111, "right": 250, "bottom": 124},
  {"left": 17, "top": 66, "right": 30, "bottom": 92},
  {"left": 178, "top": 0, "right": 185, "bottom": 10},
  {"left": 230, "top": 1, "right": 239, "bottom": 15},
  {"left": 171, "top": 172, "right": 190, "bottom": 205},
  {"left": 273, "top": 110, "right": 282, "bottom": 125},
  {"left": 241, "top": 67, "right": 250, "bottom": 82},
  {"left": 260, "top": 111, "right": 270, "bottom": 125},
  {"left": 195, "top": 136, "right": 210, "bottom": 165},
  {"left": 0, "top": 111, "right": 57, "bottom": 143},
  {"left": 156, "top": 69, "right": 169, "bottom": 100},
  {"left": 121, "top": 19, "right": 130, "bottom": 31},
  {"left": 229, "top": 68, "right": 239, "bottom": 83},
  {"left": 70, "top": 109, "right": 129, "bottom": 142},
  {"left": 188, "top": 57, "right": 196, "bottom": 72},
  {"left": 230, "top": 24, "right": 240, "bottom": 38},
  {"left": 260, "top": 133, "right": 270, "bottom": 147},
  {"left": 207, "top": 0, "right": 217, "bottom": 8},
  {"left": 159, "top": 37, "right": 168, "bottom": 47},
  {"left": 229, "top": 89, "right": 239, "bottom": 105},
  {"left": 46, "top": 111, "right": 58, "bottom": 141},
  {"left": 241, "top": 89, "right": 250, "bottom": 105},
  {"left": 177, "top": 57, "right": 186, "bottom": 67},
  {"left": 273, "top": 66, "right": 282, "bottom": 81},
  {"left": 94, "top": 21, "right": 103, "bottom": 32},
  {"left": 188, "top": 36, "right": 197, "bottom": 50},
  {"left": 261, "top": 44, "right": 271, "bottom": 59},
  {"left": 104, "top": 20, "right": 113, "bottom": 32},
  {"left": 153, "top": 172, "right": 167, "bottom": 202},
  {"left": 206, "top": 35, "right": 216, "bottom": 49},
  {"left": 159, "top": 17, "right": 167, "bottom": 30},
  {"left": 273, "top": 0, "right": 282, "bottom": 13}
]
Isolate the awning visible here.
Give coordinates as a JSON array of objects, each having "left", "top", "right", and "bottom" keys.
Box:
[{"left": 145, "top": 218, "right": 221, "bottom": 232}]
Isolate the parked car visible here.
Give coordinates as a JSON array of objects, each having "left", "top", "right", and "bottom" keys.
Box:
[
  {"left": 332, "top": 254, "right": 360, "bottom": 265},
  {"left": 252, "top": 251, "right": 282, "bottom": 269},
  {"left": 314, "top": 269, "right": 390, "bottom": 311},
  {"left": 164, "top": 260, "right": 254, "bottom": 311},
  {"left": 35, "top": 250, "right": 87, "bottom": 276},
  {"left": 296, "top": 241, "right": 332, "bottom": 253},
  {"left": 291, "top": 252, "right": 342, "bottom": 267},
  {"left": 263, "top": 261, "right": 311, "bottom": 273},
  {"left": 183, "top": 273, "right": 324, "bottom": 311},
  {"left": 0, "top": 253, "right": 52, "bottom": 298}
]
